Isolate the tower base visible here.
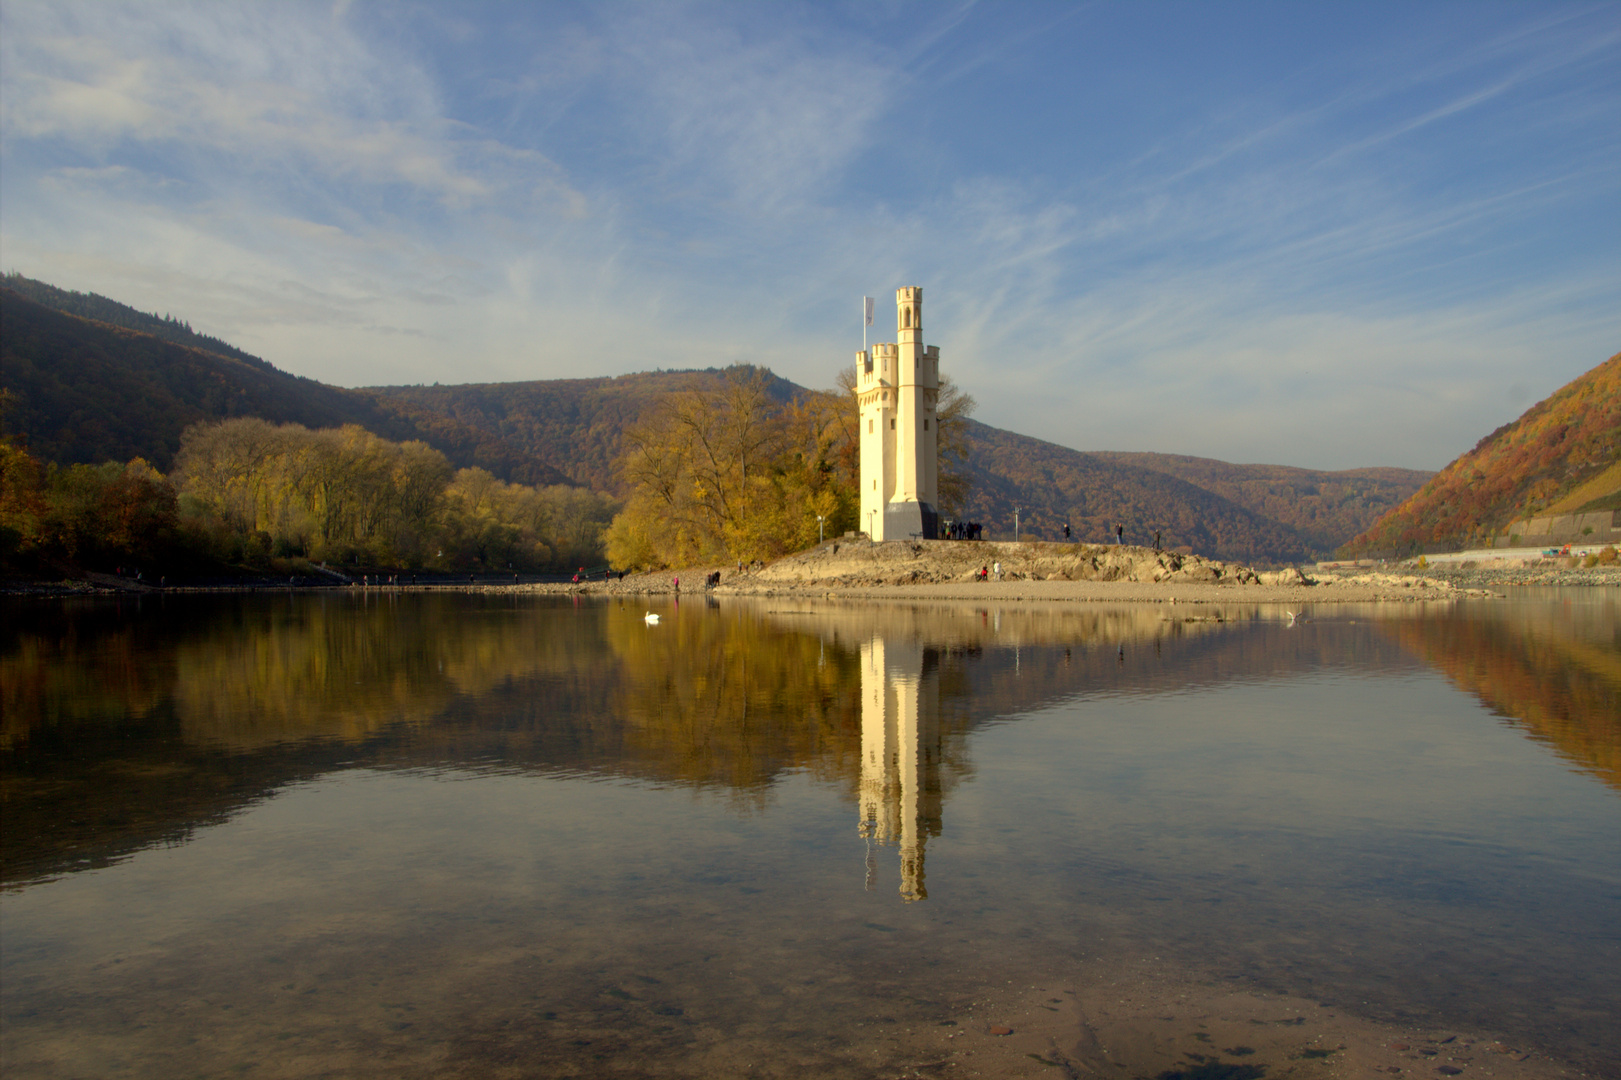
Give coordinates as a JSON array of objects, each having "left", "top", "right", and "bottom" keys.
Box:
[{"left": 884, "top": 501, "right": 938, "bottom": 541}]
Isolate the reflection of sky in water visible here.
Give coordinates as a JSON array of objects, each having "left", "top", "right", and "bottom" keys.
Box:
[{"left": 1, "top": 591, "right": 1618, "bottom": 1075}]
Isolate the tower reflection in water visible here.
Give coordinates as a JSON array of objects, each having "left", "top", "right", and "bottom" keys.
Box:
[{"left": 857, "top": 637, "right": 943, "bottom": 902}]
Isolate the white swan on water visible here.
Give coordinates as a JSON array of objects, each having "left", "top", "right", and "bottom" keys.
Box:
[{"left": 645, "top": 612, "right": 660, "bottom": 624}]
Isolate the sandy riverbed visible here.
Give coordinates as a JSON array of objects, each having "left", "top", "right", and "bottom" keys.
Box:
[{"left": 849, "top": 964, "right": 1577, "bottom": 1079}]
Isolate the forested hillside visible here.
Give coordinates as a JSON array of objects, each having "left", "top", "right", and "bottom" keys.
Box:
[
  {"left": 958, "top": 423, "right": 1315, "bottom": 562},
  {"left": 0, "top": 287, "right": 571, "bottom": 486},
  {"left": 1090, "top": 452, "right": 1430, "bottom": 552},
  {"left": 3, "top": 287, "right": 363, "bottom": 466},
  {"left": 3, "top": 272, "right": 272, "bottom": 370},
  {"left": 1341, "top": 352, "right": 1620, "bottom": 555},
  {"left": 358, "top": 369, "right": 802, "bottom": 494},
  {"left": 368, "top": 379, "right": 1418, "bottom": 560},
  {"left": 3, "top": 276, "right": 1430, "bottom": 563}
]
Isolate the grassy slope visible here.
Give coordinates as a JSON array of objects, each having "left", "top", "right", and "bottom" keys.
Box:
[
  {"left": 1545, "top": 461, "right": 1621, "bottom": 515},
  {"left": 1341, "top": 352, "right": 1621, "bottom": 555}
]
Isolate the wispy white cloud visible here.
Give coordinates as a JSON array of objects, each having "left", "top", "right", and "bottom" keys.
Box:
[
  {"left": 1, "top": 1, "right": 1614, "bottom": 472},
  {"left": 0, "top": 2, "right": 580, "bottom": 211},
  {"left": 587, "top": 7, "right": 901, "bottom": 217}
]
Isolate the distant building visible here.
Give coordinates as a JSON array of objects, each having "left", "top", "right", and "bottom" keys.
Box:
[{"left": 856, "top": 287, "right": 940, "bottom": 541}]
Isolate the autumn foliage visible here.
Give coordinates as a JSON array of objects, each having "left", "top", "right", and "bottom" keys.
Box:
[
  {"left": 1341, "top": 353, "right": 1621, "bottom": 556},
  {"left": 172, "top": 419, "right": 617, "bottom": 570},
  {"left": 602, "top": 365, "right": 977, "bottom": 570},
  {"left": 604, "top": 367, "right": 858, "bottom": 568},
  {"left": 4, "top": 272, "right": 1457, "bottom": 564},
  {"left": 2, "top": 439, "right": 180, "bottom": 570},
  {"left": 1, "top": 420, "right": 618, "bottom": 576}
]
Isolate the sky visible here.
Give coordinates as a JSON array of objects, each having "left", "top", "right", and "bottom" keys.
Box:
[{"left": 2, "top": 1, "right": 1617, "bottom": 471}]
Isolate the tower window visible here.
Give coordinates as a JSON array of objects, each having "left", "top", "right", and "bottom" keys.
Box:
[
  {"left": 924, "top": 419, "right": 929, "bottom": 430},
  {"left": 867, "top": 419, "right": 873, "bottom": 433},
  {"left": 890, "top": 419, "right": 896, "bottom": 430}
]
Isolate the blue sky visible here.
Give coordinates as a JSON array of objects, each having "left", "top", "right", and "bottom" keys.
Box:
[{"left": 2, "top": 1, "right": 1616, "bottom": 470}]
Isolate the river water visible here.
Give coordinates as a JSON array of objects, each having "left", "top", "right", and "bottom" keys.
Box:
[{"left": 2, "top": 590, "right": 1617, "bottom": 1078}]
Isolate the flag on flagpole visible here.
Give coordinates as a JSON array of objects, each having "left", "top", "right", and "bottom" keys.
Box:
[{"left": 863, "top": 296, "right": 874, "bottom": 327}]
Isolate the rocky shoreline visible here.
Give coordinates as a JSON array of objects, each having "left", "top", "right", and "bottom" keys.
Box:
[
  {"left": 10, "top": 540, "right": 1616, "bottom": 602},
  {"left": 1392, "top": 562, "right": 1621, "bottom": 589}
]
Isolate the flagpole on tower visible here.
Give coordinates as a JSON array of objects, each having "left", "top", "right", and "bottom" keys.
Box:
[{"left": 862, "top": 295, "right": 874, "bottom": 352}]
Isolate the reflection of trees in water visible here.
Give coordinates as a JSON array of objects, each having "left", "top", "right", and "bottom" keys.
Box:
[
  {"left": 8, "top": 594, "right": 1554, "bottom": 891},
  {"left": 601, "top": 606, "right": 862, "bottom": 801},
  {"left": 1379, "top": 605, "right": 1621, "bottom": 793},
  {"left": 1, "top": 594, "right": 609, "bottom": 887},
  {"left": 170, "top": 593, "right": 601, "bottom": 749},
  {"left": 1, "top": 594, "right": 613, "bottom": 751},
  {"left": 1, "top": 600, "right": 174, "bottom": 748}
]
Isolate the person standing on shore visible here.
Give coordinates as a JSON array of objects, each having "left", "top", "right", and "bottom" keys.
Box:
[
  {"left": 1154, "top": 530, "right": 1162, "bottom": 553},
  {"left": 1115, "top": 523, "right": 1124, "bottom": 545}
]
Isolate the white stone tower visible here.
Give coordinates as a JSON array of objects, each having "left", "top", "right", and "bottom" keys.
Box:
[{"left": 856, "top": 287, "right": 940, "bottom": 541}]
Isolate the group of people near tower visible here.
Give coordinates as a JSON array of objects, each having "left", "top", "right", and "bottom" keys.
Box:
[{"left": 942, "top": 521, "right": 984, "bottom": 541}]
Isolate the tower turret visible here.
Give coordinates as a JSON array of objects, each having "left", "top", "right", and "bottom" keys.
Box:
[{"left": 885, "top": 287, "right": 938, "bottom": 540}]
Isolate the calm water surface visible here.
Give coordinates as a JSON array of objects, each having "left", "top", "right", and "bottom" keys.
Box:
[{"left": 2, "top": 589, "right": 1618, "bottom": 1077}]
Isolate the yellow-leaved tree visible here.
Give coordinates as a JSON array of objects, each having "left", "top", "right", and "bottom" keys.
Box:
[
  {"left": 606, "top": 367, "right": 862, "bottom": 571},
  {"left": 173, "top": 418, "right": 617, "bottom": 569}
]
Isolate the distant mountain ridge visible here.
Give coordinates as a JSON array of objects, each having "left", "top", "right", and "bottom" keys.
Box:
[
  {"left": 0, "top": 285, "right": 573, "bottom": 486},
  {"left": 955, "top": 422, "right": 1320, "bottom": 560},
  {"left": 1341, "top": 353, "right": 1620, "bottom": 556},
  {"left": 2, "top": 274, "right": 1431, "bottom": 561},
  {"left": 354, "top": 369, "right": 803, "bottom": 495},
  {"left": 2, "top": 272, "right": 275, "bottom": 372},
  {"left": 1090, "top": 451, "right": 1431, "bottom": 552}
]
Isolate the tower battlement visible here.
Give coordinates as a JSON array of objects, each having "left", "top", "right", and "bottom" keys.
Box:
[{"left": 859, "top": 344, "right": 898, "bottom": 387}]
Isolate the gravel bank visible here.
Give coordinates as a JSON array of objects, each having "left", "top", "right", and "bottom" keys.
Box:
[{"left": 1376, "top": 562, "right": 1621, "bottom": 590}]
